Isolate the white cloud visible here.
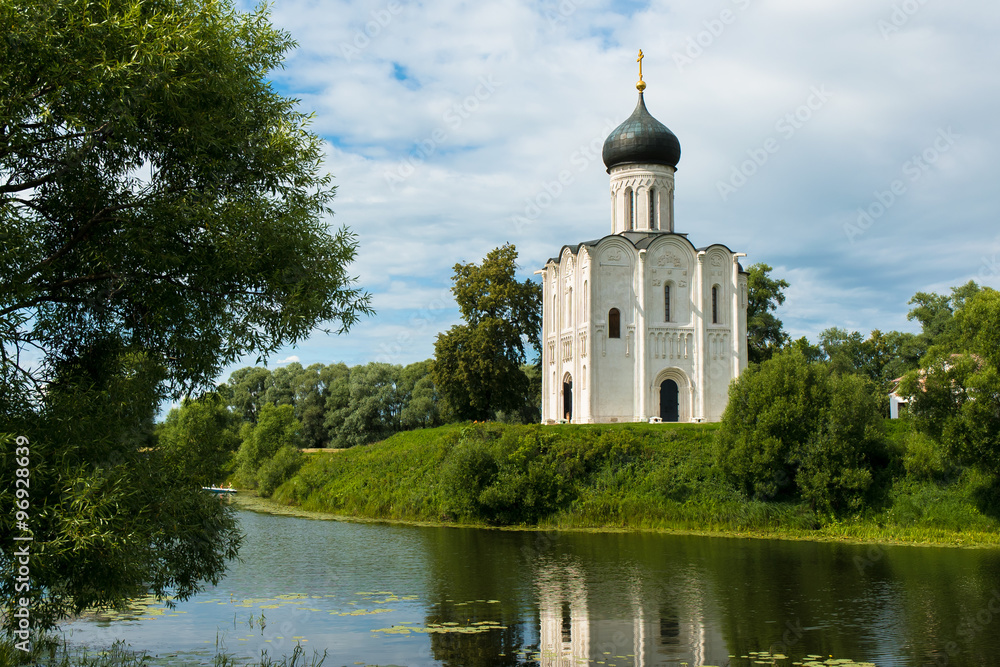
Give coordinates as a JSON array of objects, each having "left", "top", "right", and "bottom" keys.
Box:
[{"left": 218, "top": 0, "right": 1000, "bottom": 379}]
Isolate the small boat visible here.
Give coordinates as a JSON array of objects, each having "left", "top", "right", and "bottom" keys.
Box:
[{"left": 202, "top": 486, "right": 237, "bottom": 495}]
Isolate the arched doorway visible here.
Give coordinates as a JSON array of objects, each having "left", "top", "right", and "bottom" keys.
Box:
[
  {"left": 659, "top": 379, "right": 679, "bottom": 422},
  {"left": 562, "top": 376, "right": 573, "bottom": 421}
]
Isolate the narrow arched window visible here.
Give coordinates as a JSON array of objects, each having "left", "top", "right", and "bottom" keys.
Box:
[
  {"left": 582, "top": 281, "right": 588, "bottom": 321},
  {"left": 624, "top": 189, "right": 634, "bottom": 231},
  {"left": 608, "top": 308, "right": 620, "bottom": 338},
  {"left": 664, "top": 284, "right": 671, "bottom": 322},
  {"left": 649, "top": 188, "right": 657, "bottom": 230},
  {"left": 711, "top": 286, "right": 719, "bottom": 324},
  {"left": 630, "top": 189, "right": 636, "bottom": 229},
  {"left": 550, "top": 290, "right": 557, "bottom": 333}
]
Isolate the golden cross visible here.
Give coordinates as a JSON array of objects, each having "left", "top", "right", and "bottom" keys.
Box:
[{"left": 637, "top": 49, "right": 644, "bottom": 82}]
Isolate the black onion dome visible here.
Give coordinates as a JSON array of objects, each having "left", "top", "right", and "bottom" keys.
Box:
[{"left": 602, "top": 92, "right": 681, "bottom": 171}]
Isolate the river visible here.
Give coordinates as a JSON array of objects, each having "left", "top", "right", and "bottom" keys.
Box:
[{"left": 60, "top": 507, "right": 1000, "bottom": 666}]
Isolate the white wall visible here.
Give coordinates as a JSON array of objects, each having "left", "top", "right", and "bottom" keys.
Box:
[{"left": 542, "top": 233, "right": 747, "bottom": 424}]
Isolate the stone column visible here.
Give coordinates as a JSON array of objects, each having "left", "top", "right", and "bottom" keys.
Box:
[
  {"left": 731, "top": 255, "right": 741, "bottom": 381},
  {"left": 696, "top": 251, "right": 706, "bottom": 422},
  {"left": 636, "top": 249, "right": 647, "bottom": 421},
  {"left": 537, "top": 267, "right": 550, "bottom": 423}
]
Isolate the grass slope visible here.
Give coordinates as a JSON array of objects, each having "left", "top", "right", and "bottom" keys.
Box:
[{"left": 269, "top": 421, "right": 1000, "bottom": 547}]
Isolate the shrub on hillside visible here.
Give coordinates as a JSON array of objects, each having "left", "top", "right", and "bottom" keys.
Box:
[
  {"left": 257, "top": 446, "right": 306, "bottom": 498},
  {"left": 441, "top": 424, "right": 582, "bottom": 524},
  {"left": 902, "top": 428, "right": 951, "bottom": 481},
  {"left": 440, "top": 431, "right": 500, "bottom": 518},
  {"left": 716, "top": 349, "right": 886, "bottom": 513}
]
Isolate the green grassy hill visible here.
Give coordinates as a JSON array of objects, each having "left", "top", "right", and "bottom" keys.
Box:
[{"left": 267, "top": 421, "right": 1000, "bottom": 547}]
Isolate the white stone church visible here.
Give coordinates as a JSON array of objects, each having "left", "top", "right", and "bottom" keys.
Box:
[{"left": 539, "top": 63, "right": 748, "bottom": 424}]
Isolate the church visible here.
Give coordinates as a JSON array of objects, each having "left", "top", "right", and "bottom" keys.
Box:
[{"left": 539, "top": 52, "right": 748, "bottom": 424}]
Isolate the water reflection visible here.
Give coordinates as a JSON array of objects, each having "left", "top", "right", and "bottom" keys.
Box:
[
  {"left": 418, "top": 526, "right": 1000, "bottom": 666},
  {"left": 60, "top": 510, "right": 1000, "bottom": 667},
  {"left": 533, "top": 555, "right": 725, "bottom": 667}
]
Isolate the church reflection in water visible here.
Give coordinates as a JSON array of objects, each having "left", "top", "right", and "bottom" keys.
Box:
[{"left": 534, "top": 560, "right": 727, "bottom": 666}]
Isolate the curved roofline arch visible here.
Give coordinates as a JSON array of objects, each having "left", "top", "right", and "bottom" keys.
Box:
[{"left": 546, "top": 234, "right": 746, "bottom": 274}]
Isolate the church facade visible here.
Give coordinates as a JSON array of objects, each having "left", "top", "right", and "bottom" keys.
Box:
[{"left": 539, "top": 62, "right": 748, "bottom": 424}]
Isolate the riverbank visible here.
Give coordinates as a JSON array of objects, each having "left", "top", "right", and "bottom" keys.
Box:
[{"left": 261, "top": 421, "right": 1000, "bottom": 549}]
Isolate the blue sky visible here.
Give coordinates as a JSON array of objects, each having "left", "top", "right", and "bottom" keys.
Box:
[{"left": 223, "top": 0, "right": 1000, "bottom": 378}]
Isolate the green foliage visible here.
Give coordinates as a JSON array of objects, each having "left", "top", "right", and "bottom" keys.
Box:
[
  {"left": 225, "top": 367, "right": 273, "bottom": 424},
  {"left": 401, "top": 375, "right": 440, "bottom": 429},
  {"left": 957, "top": 286, "right": 1000, "bottom": 368},
  {"left": 902, "top": 288, "right": 1000, "bottom": 476},
  {"left": 439, "top": 426, "right": 600, "bottom": 524},
  {"left": 257, "top": 445, "right": 305, "bottom": 498},
  {"left": 234, "top": 403, "right": 301, "bottom": 488},
  {"left": 716, "top": 350, "right": 825, "bottom": 500},
  {"left": 294, "top": 364, "right": 333, "bottom": 450},
  {"left": 328, "top": 361, "right": 441, "bottom": 447},
  {"left": 1, "top": 0, "right": 372, "bottom": 397},
  {"left": 745, "top": 263, "right": 790, "bottom": 364},
  {"left": 1, "top": 0, "right": 371, "bottom": 629},
  {"left": 793, "top": 373, "right": 884, "bottom": 513},
  {"left": 906, "top": 281, "right": 983, "bottom": 353},
  {"left": 716, "top": 349, "right": 885, "bottom": 513},
  {"left": 157, "top": 392, "right": 241, "bottom": 486},
  {"left": 432, "top": 244, "right": 542, "bottom": 421},
  {"left": 818, "top": 327, "right": 921, "bottom": 394},
  {"left": 224, "top": 360, "right": 440, "bottom": 449},
  {"left": 0, "top": 352, "right": 241, "bottom": 631},
  {"left": 887, "top": 468, "right": 1000, "bottom": 532},
  {"left": 265, "top": 420, "right": 1000, "bottom": 545},
  {"left": 787, "top": 336, "right": 824, "bottom": 363},
  {"left": 334, "top": 363, "right": 405, "bottom": 448},
  {"left": 0, "top": 637, "right": 329, "bottom": 667},
  {"left": 901, "top": 428, "right": 951, "bottom": 481},
  {"left": 493, "top": 363, "right": 542, "bottom": 425},
  {"left": 439, "top": 434, "right": 501, "bottom": 519}
]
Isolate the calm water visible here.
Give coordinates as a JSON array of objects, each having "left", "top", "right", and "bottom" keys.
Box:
[{"left": 61, "top": 508, "right": 1000, "bottom": 666}]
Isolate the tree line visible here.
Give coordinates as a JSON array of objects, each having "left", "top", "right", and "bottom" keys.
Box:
[
  {"left": 159, "top": 244, "right": 544, "bottom": 497},
  {"left": 719, "top": 281, "right": 1000, "bottom": 516}
]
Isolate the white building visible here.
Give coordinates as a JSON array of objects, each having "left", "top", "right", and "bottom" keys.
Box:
[
  {"left": 539, "top": 68, "right": 748, "bottom": 424},
  {"left": 888, "top": 379, "right": 909, "bottom": 419},
  {"left": 535, "top": 560, "right": 727, "bottom": 666}
]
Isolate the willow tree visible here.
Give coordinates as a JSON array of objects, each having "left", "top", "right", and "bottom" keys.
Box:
[{"left": 0, "top": 0, "right": 370, "bottom": 630}]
